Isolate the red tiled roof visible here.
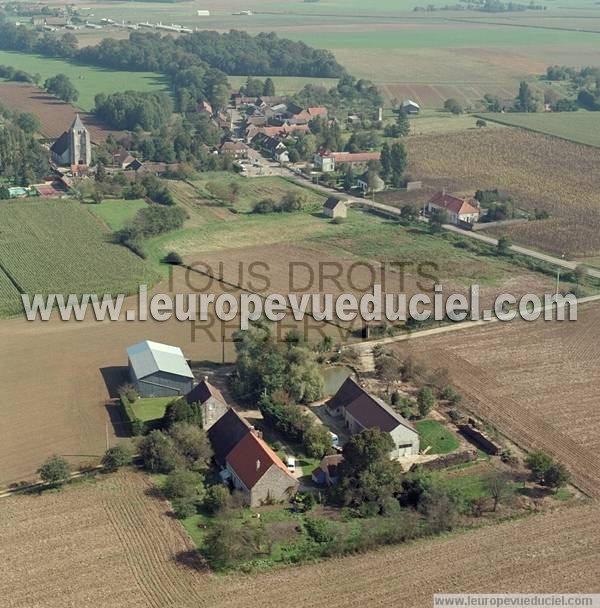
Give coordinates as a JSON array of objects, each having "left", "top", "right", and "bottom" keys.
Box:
[
  {"left": 259, "top": 124, "right": 310, "bottom": 138},
  {"left": 330, "top": 151, "right": 381, "bottom": 163},
  {"left": 226, "top": 432, "right": 293, "bottom": 490},
  {"left": 429, "top": 191, "right": 480, "bottom": 216},
  {"left": 308, "top": 107, "right": 328, "bottom": 117}
]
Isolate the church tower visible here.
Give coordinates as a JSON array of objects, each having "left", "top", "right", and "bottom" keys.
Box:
[{"left": 69, "top": 114, "right": 92, "bottom": 167}]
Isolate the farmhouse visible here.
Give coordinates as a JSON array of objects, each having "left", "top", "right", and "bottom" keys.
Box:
[
  {"left": 314, "top": 150, "right": 381, "bottom": 173},
  {"left": 50, "top": 114, "right": 92, "bottom": 168},
  {"left": 323, "top": 197, "right": 348, "bottom": 219},
  {"left": 126, "top": 340, "right": 194, "bottom": 398},
  {"left": 185, "top": 376, "right": 229, "bottom": 430},
  {"left": 207, "top": 407, "right": 252, "bottom": 465},
  {"left": 428, "top": 191, "right": 481, "bottom": 225},
  {"left": 219, "top": 141, "right": 250, "bottom": 159},
  {"left": 225, "top": 431, "right": 299, "bottom": 507},
  {"left": 357, "top": 172, "right": 385, "bottom": 194},
  {"left": 401, "top": 99, "right": 421, "bottom": 114},
  {"left": 311, "top": 454, "right": 344, "bottom": 486},
  {"left": 328, "top": 377, "right": 420, "bottom": 458}
]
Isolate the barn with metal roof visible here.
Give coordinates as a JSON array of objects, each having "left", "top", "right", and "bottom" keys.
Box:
[{"left": 126, "top": 340, "right": 194, "bottom": 398}]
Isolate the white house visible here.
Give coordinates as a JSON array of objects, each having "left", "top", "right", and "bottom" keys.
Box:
[
  {"left": 427, "top": 191, "right": 481, "bottom": 225},
  {"left": 328, "top": 377, "right": 420, "bottom": 458}
]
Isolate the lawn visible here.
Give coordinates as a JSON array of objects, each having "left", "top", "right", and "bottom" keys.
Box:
[
  {"left": 477, "top": 111, "right": 600, "bottom": 148},
  {"left": 0, "top": 50, "right": 168, "bottom": 111},
  {"left": 88, "top": 198, "right": 147, "bottom": 231},
  {"left": 129, "top": 397, "right": 172, "bottom": 422},
  {"left": 415, "top": 420, "right": 460, "bottom": 455}
]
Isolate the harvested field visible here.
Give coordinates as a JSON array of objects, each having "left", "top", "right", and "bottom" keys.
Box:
[
  {"left": 393, "top": 303, "right": 600, "bottom": 498},
  {"left": 0, "top": 82, "right": 122, "bottom": 142},
  {"left": 406, "top": 128, "right": 600, "bottom": 257},
  {"left": 1, "top": 469, "right": 599, "bottom": 608}
]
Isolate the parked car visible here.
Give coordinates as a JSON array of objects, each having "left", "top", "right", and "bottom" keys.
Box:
[
  {"left": 329, "top": 432, "right": 340, "bottom": 448},
  {"left": 286, "top": 456, "right": 296, "bottom": 473}
]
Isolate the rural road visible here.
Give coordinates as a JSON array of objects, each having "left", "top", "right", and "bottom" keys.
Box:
[{"left": 283, "top": 170, "right": 600, "bottom": 279}]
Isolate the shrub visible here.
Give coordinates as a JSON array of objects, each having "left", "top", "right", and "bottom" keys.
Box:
[
  {"left": 164, "top": 251, "right": 183, "bottom": 265},
  {"left": 417, "top": 387, "right": 435, "bottom": 417},
  {"left": 101, "top": 444, "right": 133, "bottom": 472},
  {"left": 138, "top": 430, "right": 181, "bottom": 473},
  {"left": 304, "top": 516, "right": 335, "bottom": 543},
  {"left": 38, "top": 455, "right": 71, "bottom": 485},
  {"left": 204, "top": 484, "right": 231, "bottom": 514},
  {"left": 253, "top": 198, "right": 278, "bottom": 214},
  {"left": 163, "top": 468, "right": 202, "bottom": 501},
  {"left": 171, "top": 497, "right": 197, "bottom": 519}
]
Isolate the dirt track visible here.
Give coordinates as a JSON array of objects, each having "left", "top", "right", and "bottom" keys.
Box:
[{"left": 1, "top": 470, "right": 599, "bottom": 608}]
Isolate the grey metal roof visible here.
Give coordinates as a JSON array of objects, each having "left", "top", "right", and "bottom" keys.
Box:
[
  {"left": 71, "top": 114, "right": 86, "bottom": 131},
  {"left": 126, "top": 340, "right": 194, "bottom": 380}
]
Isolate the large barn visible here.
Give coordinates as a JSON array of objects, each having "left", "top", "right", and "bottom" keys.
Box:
[{"left": 126, "top": 340, "right": 194, "bottom": 398}]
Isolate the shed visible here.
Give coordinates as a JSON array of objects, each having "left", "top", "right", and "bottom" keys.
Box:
[
  {"left": 401, "top": 99, "right": 421, "bottom": 114},
  {"left": 323, "top": 197, "right": 348, "bottom": 219},
  {"left": 126, "top": 340, "right": 194, "bottom": 397}
]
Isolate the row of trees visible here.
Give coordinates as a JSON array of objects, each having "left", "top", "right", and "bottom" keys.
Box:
[{"left": 94, "top": 91, "right": 173, "bottom": 131}]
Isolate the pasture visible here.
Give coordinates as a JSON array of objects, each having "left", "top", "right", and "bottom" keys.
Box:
[
  {"left": 405, "top": 128, "right": 600, "bottom": 258},
  {"left": 393, "top": 303, "right": 600, "bottom": 499},
  {"left": 0, "top": 49, "right": 168, "bottom": 111},
  {"left": 0, "top": 199, "right": 156, "bottom": 318},
  {"left": 478, "top": 111, "right": 600, "bottom": 148},
  {"left": 1, "top": 469, "right": 599, "bottom": 607},
  {"left": 88, "top": 198, "right": 148, "bottom": 231}
]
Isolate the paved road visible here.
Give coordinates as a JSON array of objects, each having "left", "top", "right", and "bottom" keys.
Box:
[{"left": 284, "top": 170, "right": 600, "bottom": 279}]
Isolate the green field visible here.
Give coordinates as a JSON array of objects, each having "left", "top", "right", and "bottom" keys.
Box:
[
  {"left": 477, "top": 111, "right": 600, "bottom": 148},
  {"left": 0, "top": 199, "right": 157, "bottom": 318},
  {"left": 227, "top": 75, "right": 338, "bottom": 95},
  {"left": 415, "top": 420, "right": 460, "bottom": 455},
  {"left": 130, "top": 397, "right": 172, "bottom": 422},
  {"left": 88, "top": 198, "right": 148, "bottom": 231},
  {"left": 0, "top": 50, "right": 168, "bottom": 111}
]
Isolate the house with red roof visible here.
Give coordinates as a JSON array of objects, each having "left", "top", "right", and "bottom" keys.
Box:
[
  {"left": 427, "top": 191, "right": 481, "bottom": 225},
  {"left": 328, "top": 377, "right": 420, "bottom": 459},
  {"left": 226, "top": 431, "right": 299, "bottom": 507}
]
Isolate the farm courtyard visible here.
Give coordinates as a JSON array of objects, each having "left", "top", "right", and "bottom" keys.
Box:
[{"left": 1, "top": 469, "right": 599, "bottom": 608}]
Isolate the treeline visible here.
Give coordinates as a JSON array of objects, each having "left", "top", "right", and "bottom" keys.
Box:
[
  {"left": 545, "top": 65, "right": 600, "bottom": 111},
  {"left": 0, "top": 106, "right": 48, "bottom": 183},
  {"left": 94, "top": 91, "right": 173, "bottom": 131}
]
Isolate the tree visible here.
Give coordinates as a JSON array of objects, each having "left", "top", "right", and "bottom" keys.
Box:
[
  {"left": 138, "top": 430, "right": 181, "bottom": 473},
  {"left": 343, "top": 165, "right": 354, "bottom": 191},
  {"left": 443, "top": 98, "right": 463, "bottom": 115},
  {"left": 497, "top": 236, "right": 512, "bottom": 255},
  {"left": 380, "top": 142, "right": 392, "bottom": 181},
  {"left": 515, "top": 81, "right": 540, "bottom": 113},
  {"left": 169, "top": 422, "right": 212, "bottom": 472},
  {"left": 390, "top": 142, "right": 407, "bottom": 187},
  {"left": 101, "top": 444, "right": 133, "bottom": 472},
  {"left": 420, "top": 483, "right": 457, "bottom": 534},
  {"left": 38, "top": 455, "right": 70, "bottom": 485},
  {"left": 429, "top": 208, "right": 448, "bottom": 233},
  {"left": 417, "top": 387, "right": 435, "bottom": 417},
  {"left": 304, "top": 424, "right": 333, "bottom": 458},
  {"left": 375, "top": 352, "right": 402, "bottom": 389},
  {"left": 15, "top": 112, "right": 40, "bottom": 133},
  {"left": 544, "top": 462, "right": 569, "bottom": 489},
  {"left": 395, "top": 109, "right": 410, "bottom": 136},
  {"left": 163, "top": 468, "right": 203, "bottom": 501},
  {"left": 483, "top": 470, "right": 512, "bottom": 512},
  {"left": 400, "top": 204, "right": 418, "bottom": 221},
  {"left": 165, "top": 251, "right": 183, "bottom": 265},
  {"left": 204, "top": 484, "right": 231, "bottom": 514},
  {"left": 263, "top": 77, "right": 275, "bottom": 96},
  {"left": 44, "top": 73, "right": 79, "bottom": 103},
  {"left": 476, "top": 118, "right": 487, "bottom": 128},
  {"left": 525, "top": 450, "right": 554, "bottom": 484}
]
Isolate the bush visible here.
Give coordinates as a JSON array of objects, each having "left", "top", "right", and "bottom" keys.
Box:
[
  {"left": 164, "top": 251, "right": 183, "bottom": 265},
  {"left": 101, "top": 444, "right": 133, "bottom": 472},
  {"left": 38, "top": 455, "right": 71, "bottom": 485},
  {"left": 138, "top": 430, "right": 181, "bottom": 473},
  {"left": 164, "top": 468, "right": 202, "bottom": 501},
  {"left": 417, "top": 387, "right": 435, "bottom": 417},
  {"left": 204, "top": 484, "right": 231, "bottom": 514},
  {"left": 304, "top": 516, "right": 335, "bottom": 543},
  {"left": 253, "top": 198, "right": 278, "bottom": 214}
]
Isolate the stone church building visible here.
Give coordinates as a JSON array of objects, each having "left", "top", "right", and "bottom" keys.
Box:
[{"left": 50, "top": 114, "right": 92, "bottom": 167}]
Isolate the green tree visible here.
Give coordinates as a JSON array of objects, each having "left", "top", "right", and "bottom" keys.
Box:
[
  {"left": 204, "top": 484, "right": 231, "bottom": 514},
  {"left": 390, "top": 142, "right": 407, "bottom": 187},
  {"left": 525, "top": 451, "right": 554, "bottom": 484},
  {"left": 169, "top": 422, "right": 213, "bottom": 472},
  {"left": 15, "top": 112, "right": 40, "bottom": 133},
  {"left": 162, "top": 397, "right": 202, "bottom": 429},
  {"left": 395, "top": 109, "right": 410, "bottom": 136},
  {"left": 163, "top": 468, "right": 203, "bottom": 501},
  {"left": 483, "top": 470, "right": 512, "bottom": 512},
  {"left": 38, "top": 455, "right": 71, "bottom": 486},
  {"left": 138, "top": 430, "right": 181, "bottom": 473},
  {"left": 400, "top": 204, "right": 418, "bottom": 221},
  {"left": 380, "top": 142, "right": 392, "bottom": 181},
  {"left": 429, "top": 208, "right": 448, "bottom": 233},
  {"left": 263, "top": 77, "right": 276, "bottom": 96},
  {"left": 544, "top": 462, "right": 569, "bottom": 489},
  {"left": 417, "top": 386, "right": 435, "bottom": 417},
  {"left": 443, "top": 98, "right": 463, "bottom": 115},
  {"left": 343, "top": 165, "right": 354, "bottom": 191},
  {"left": 44, "top": 73, "right": 79, "bottom": 103},
  {"left": 497, "top": 236, "right": 512, "bottom": 255},
  {"left": 515, "top": 81, "right": 540, "bottom": 112},
  {"left": 304, "top": 424, "right": 333, "bottom": 458},
  {"left": 101, "top": 444, "right": 133, "bottom": 472},
  {"left": 476, "top": 118, "right": 487, "bottom": 128}
]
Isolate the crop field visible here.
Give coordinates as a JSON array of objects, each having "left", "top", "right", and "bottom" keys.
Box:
[
  {"left": 393, "top": 303, "right": 600, "bottom": 499},
  {"left": 478, "top": 111, "right": 600, "bottom": 148},
  {"left": 0, "top": 82, "right": 122, "bottom": 141},
  {"left": 405, "top": 128, "right": 600, "bottom": 258},
  {"left": 2, "top": 469, "right": 600, "bottom": 607},
  {"left": 88, "top": 198, "right": 148, "bottom": 231},
  {"left": 227, "top": 75, "right": 338, "bottom": 95},
  {"left": 0, "top": 199, "right": 156, "bottom": 318},
  {"left": 0, "top": 49, "right": 168, "bottom": 111}
]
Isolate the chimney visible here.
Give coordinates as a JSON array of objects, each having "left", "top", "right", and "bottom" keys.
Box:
[
  {"left": 204, "top": 375, "right": 209, "bottom": 382},
  {"left": 256, "top": 459, "right": 261, "bottom": 471}
]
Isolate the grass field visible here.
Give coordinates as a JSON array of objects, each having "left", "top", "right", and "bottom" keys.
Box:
[
  {"left": 478, "top": 111, "right": 600, "bottom": 148},
  {"left": 0, "top": 199, "right": 156, "bottom": 317},
  {"left": 415, "top": 419, "right": 460, "bottom": 455},
  {"left": 0, "top": 50, "right": 168, "bottom": 111},
  {"left": 130, "top": 397, "right": 172, "bottom": 422},
  {"left": 88, "top": 198, "right": 148, "bottom": 231}
]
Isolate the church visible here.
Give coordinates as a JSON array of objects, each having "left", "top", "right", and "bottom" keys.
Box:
[{"left": 50, "top": 114, "right": 92, "bottom": 167}]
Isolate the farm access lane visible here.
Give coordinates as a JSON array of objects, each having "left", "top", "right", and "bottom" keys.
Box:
[{"left": 282, "top": 169, "right": 600, "bottom": 279}]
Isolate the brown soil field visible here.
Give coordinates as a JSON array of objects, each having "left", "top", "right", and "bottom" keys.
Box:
[
  {"left": 393, "top": 303, "right": 600, "bottom": 498},
  {"left": 0, "top": 82, "right": 121, "bottom": 142},
  {"left": 406, "top": 128, "right": 600, "bottom": 258},
  {"left": 381, "top": 83, "right": 514, "bottom": 108},
  {"left": 1, "top": 469, "right": 599, "bottom": 608}
]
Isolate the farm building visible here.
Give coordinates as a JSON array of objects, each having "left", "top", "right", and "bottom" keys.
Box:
[
  {"left": 225, "top": 431, "right": 299, "bottom": 507},
  {"left": 312, "top": 454, "right": 344, "bottom": 486},
  {"left": 126, "top": 340, "right": 194, "bottom": 398},
  {"left": 323, "top": 197, "right": 348, "bottom": 219},
  {"left": 401, "top": 99, "right": 421, "bottom": 114},
  {"left": 185, "top": 376, "right": 229, "bottom": 430},
  {"left": 314, "top": 150, "right": 381, "bottom": 173},
  {"left": 427, "top": 191, "right": 481, "bottom": 225},
  {"left": 207, "top": 407, "right": 252, "bottom": 466},
  {"left": 328, "top": 377, "right": 420, "bottom": 458},
  {"left": 50, "top": 114, "right": 92, "bottom": 168},
  {"left": 357, "top": 172, "right": 385, "bottom": 195}
]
